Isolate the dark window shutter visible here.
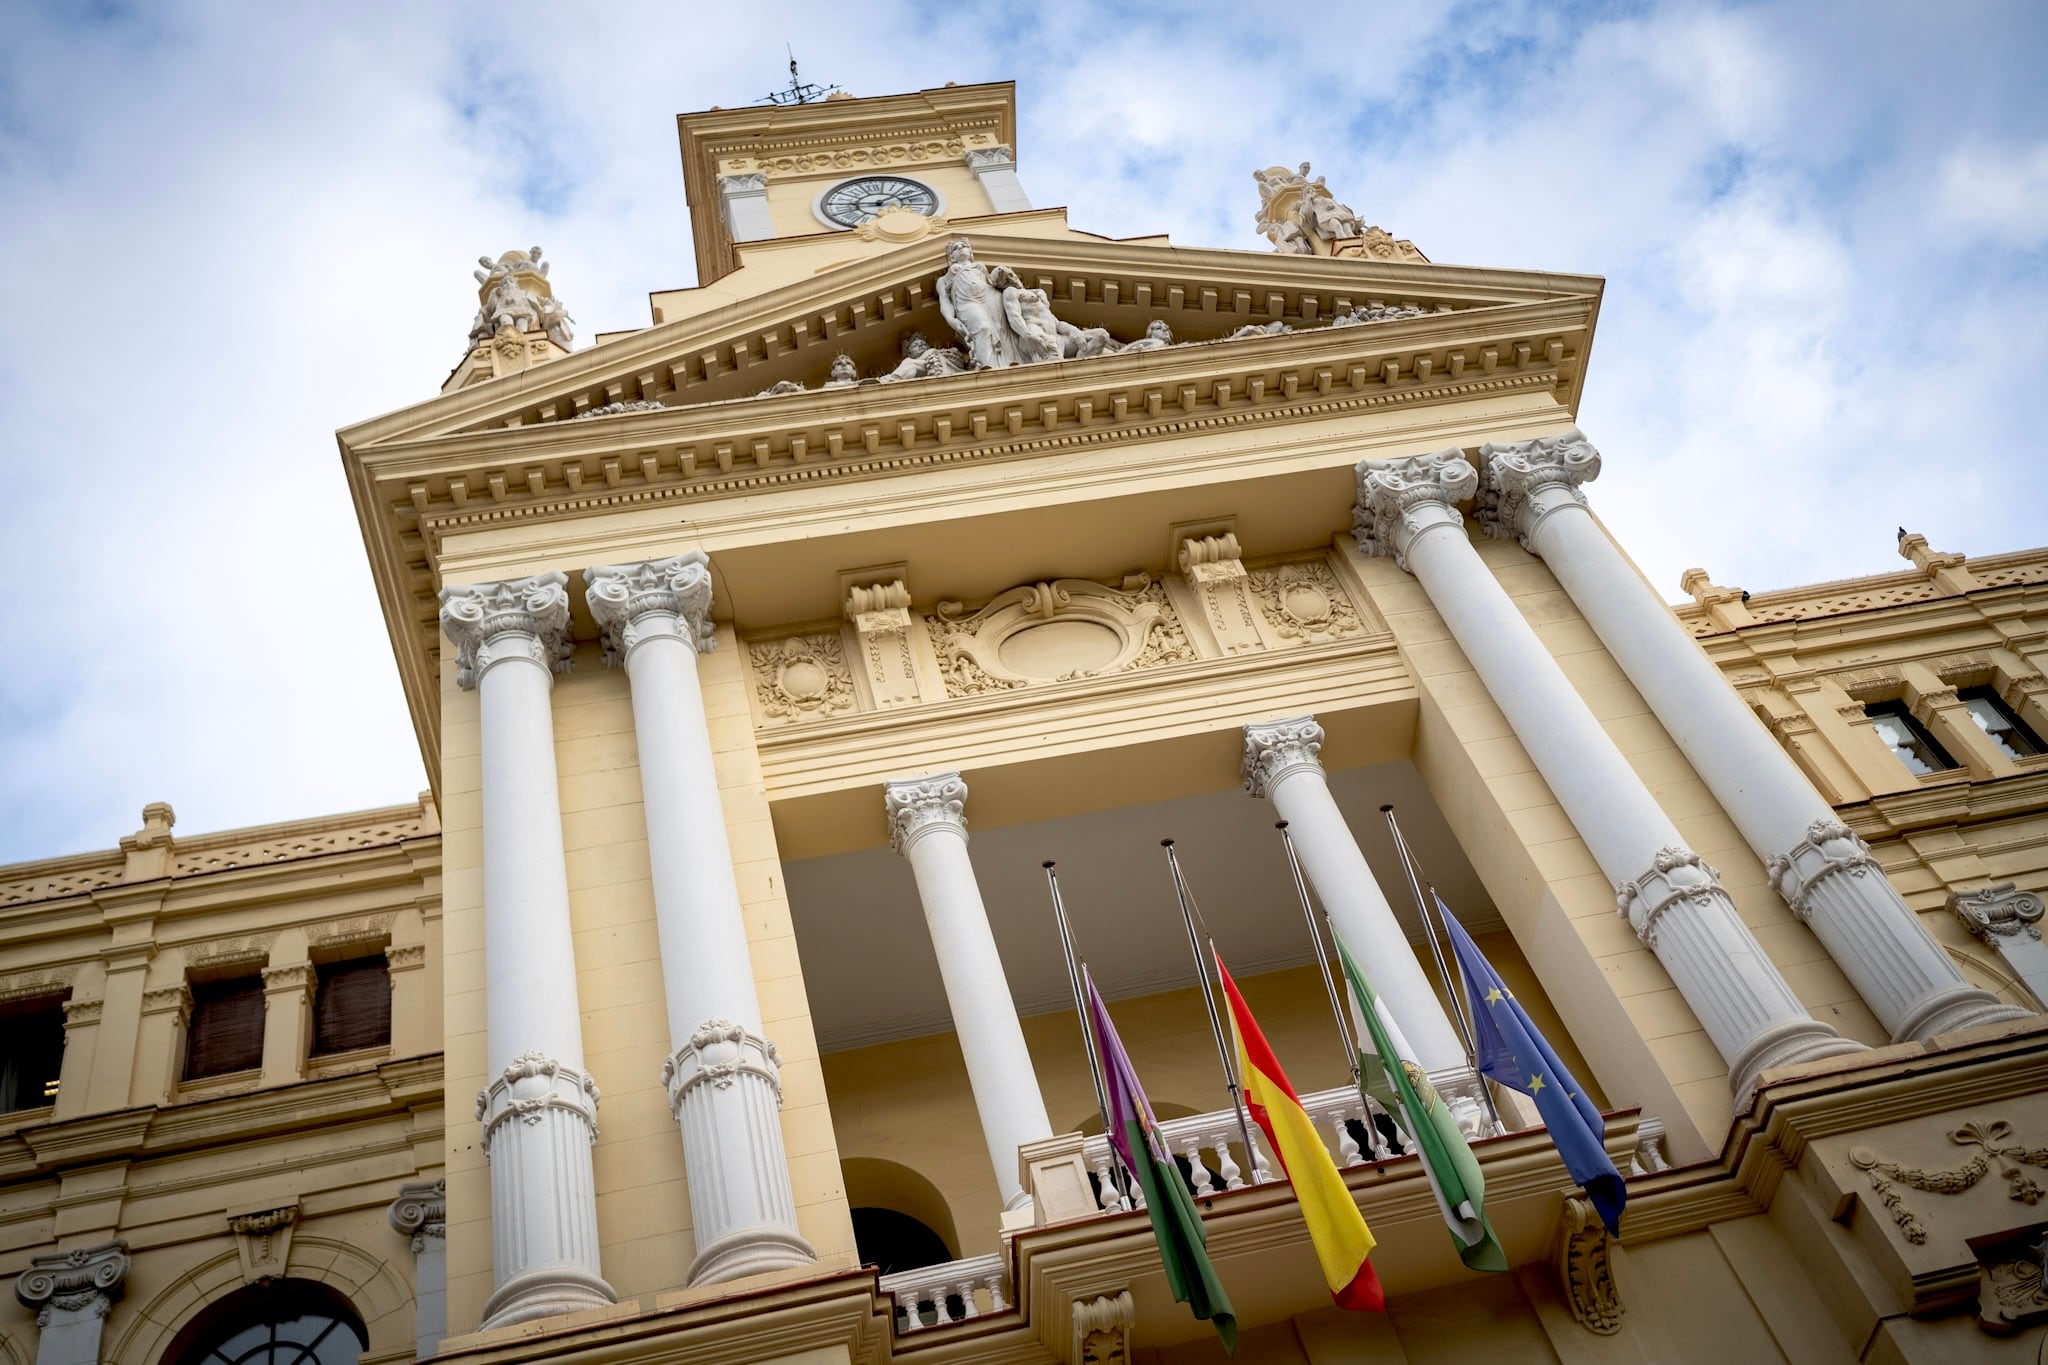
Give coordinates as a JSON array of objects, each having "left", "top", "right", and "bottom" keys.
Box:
[
  {"left": 311, "top": 958, "right": 391, "bottom": 1056},
  {"left": 184, "top": 977, "right": 266, "bottom": 1079},
  {"left": 0, "top": 997, "right": 65, "bottom": 1112}
]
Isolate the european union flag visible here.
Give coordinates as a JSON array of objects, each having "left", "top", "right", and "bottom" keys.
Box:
[{"left": 1437, "top": 897, "right": 1627, "bottom": 1235}]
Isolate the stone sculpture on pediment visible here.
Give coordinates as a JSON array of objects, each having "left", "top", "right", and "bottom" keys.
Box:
[
  {"left": 878, "top": 332, "right": 972, "bottom": 383},
  {"left": 937, "top": 237, "right": 1018, "bottom": 369},
  {"left": 465, "top": 246, "right": 574, "bottom": 351},
  {"left": 1253, "top": 161, "right": 1411, "bottom": 258},
  {"left": 997, "top": 268, "right": 1066, "bottom": 365}
]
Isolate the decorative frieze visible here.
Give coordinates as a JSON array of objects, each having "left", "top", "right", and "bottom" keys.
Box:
[
  {"left": 184, "top": 932, "right": 275, "bottom": 973},
  {"left": 1249, "top": 559, "right": 1363, "bottom": 644},
  {"left": 308, "top": 912, "right": 395, "bottom": 953},
  {"left": 748, "top": 633, "right": 856, "bottom": 723},
  {"left": 926, "top": 577, "right": 1193, "bottom": 698},
  {"left": 1850, "top": 1119, "right": 2048, "bottom": 1258},
  {"left": 0, "top": 964, "right": 76, "bottom": 1004}
]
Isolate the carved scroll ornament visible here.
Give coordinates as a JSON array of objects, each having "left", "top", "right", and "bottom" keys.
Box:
[{"left": 925, "top": 577, "right": 1193, "bottom": 698}]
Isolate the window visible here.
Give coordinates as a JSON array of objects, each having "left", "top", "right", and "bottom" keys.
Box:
[
  {"left": 310, "top": 957, "right": 390, "bottom": 1056},
  {"left": 184, "top": 976, "right": 265, "bottom": 1080},
  {"left": 1962, "top": 687, "right": 2046, "bottom": 760},
  {"left": 0, "top": 996, "right": 64, "bottom": 1113},
  {"left": 1866, "top": 701, "right": 1958, "bottom": 776},
  {"left": 167, "top": 1281, "right": 367, "bottom": 1365}
]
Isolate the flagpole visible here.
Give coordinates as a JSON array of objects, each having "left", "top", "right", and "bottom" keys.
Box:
[
  {"left": 1043, "top": 861, "right": 1130, "bottom": 1205},
  {"left": 1276, "top": 822, "right": 1362, "bottom": 1084},
  {"left": 1380, "top": 805, "right": 1502, "bottom": 1135},
  {"left": 1160, "top": 839, "right": 1265, "bottom": 1185}
]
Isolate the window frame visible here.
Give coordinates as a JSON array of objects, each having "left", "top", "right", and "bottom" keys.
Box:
[{"left": 1864, "top": 699, "right": 1960, "bottom": 777}]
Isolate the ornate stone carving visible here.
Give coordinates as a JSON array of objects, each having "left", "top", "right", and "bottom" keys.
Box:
[
  {"left": 857, "top": 203, "right": 950, "bottom": 243},
  {"left": 744, "top": 138, "right": 965, "bottom": 175},
  {"left": 1952, "top": 884, "right": 2046, "bottom": 942},
  {"left": 1178, "top": 533, "right": 1267, "bottom": 656},
  {"left": 934, "top": 238, "right": 1180, "bottom": 372},
  {"left": 1555, "top": 1195, "right": 1622, "bottom": 1335},
  {"left": 62, "top": 997, "right": 103, "bottom": 1026},
  {"left": 1354, "top": 449, "right": 1479, "bottom": 571},
  {"left": 884, "top": 773, "right": 969, "bottom": 853},
  {"left": 925, "top": 578, "right": 1192, "bottom": 697},
  {"left": 1764, "top": 818, "right": 1885, "bottom": 926},
  {"left": 466, "top": 247, "right": 573, "bottom": 352},
  {"left": 14, "top": 1240, "right": 129, "bottom": 1327},
  {"left": 938, "top": 237, "right": 1017, "bottom": 369},
  {"left": 1328, "top": 301, "right": 1429, "bottom": 327},
  {"left": 1615, "top": 847, "right": 1726, "bottom": 948},
  {"left": 963, "top": 145, "right": 1015, "bottom": 171},
  {"left": 844, "top": 578, "right": 925, "bottom": 708},
  {"left": 260, "top": 963, "right": 314, "bottom": 992},
  {"left": 309, "top": 912, "right": 395, "bottom": 953},
  {"left": 1242, "top": 716, "right": 1326, "bottom": 798},
  {"left": 0, "top": 964, "right": 76, "bottom": 1004},
  {"left": 140, "top": 983, "right": 193, "bottom": 1018},
  {"left": 438, "top": 574, "right": 575, "bottom": 690},
  {"left": 1332, "top": 225, "right": 1429, "bottom": 262},
  {"left": 477, "top": 1050, "right": 602, "bottom": 1158},
  {"left": 1852, "top": 1120, "right": 2048, "bottom": 1210},
  {"left": 1477, "top": 429, "right": 1602, "bottom": 551},
  {"left": 1972, "top": 1226, "right": 2048, "bottom": 1335},
  {"left": 748, "top": 634, "right": 856, "bottom": 723},
  {"left": 584, "top": 553, "right": 715, "bottom": 666},
  {"left": 877, "top": 332, "right": 972, "bottom": 383},
  {"left": 228, "top": 1204, "right": 298, "bottom": 1282},
  {"left": 716, "top": 171, "right": 767, "bottom": 194},
  {"left": 661, "top": 1019, "right": 784, "bottom": 1114},
  {"left": 1249, "top": 559, "right": 1363, "bottom": 644},
  {"left": 388, "top": 1178, "right": 447, "bottom": 1254},
  {"left": 384, "top": 943, "right": 426, "bottom": 970},
  {"left": 1071, "top": 1289, "right": 1135, "bottom": 1365},
  {"left": 185, "top": 931, "right": 276, "bottom": 972},
  {"left": 569, "top": 399, "right": 666, "bottom": 420},
  {"left": 1253, "top": 161, "right": 1388, "bottom": 255}
]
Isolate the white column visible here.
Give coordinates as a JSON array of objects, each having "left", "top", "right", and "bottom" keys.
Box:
[
  {"left": 1478, "top": 430, "right": 2024, "bottom": 1042},
  {"left": 965, "top": 146, "right": 1032, "bottom": 213},
  {"left": 883, "top": 773, "right": 1054, "bottom": 1210},
  {"left": 583, "top": 554, "right": 815, "bottom": 1286},
  {"left": 13, "top": 1241, "right": 128, "bottom": 1365},
  {"left": 389, "top": 1180, "right": 448, "bottom": 1360},
  {"left": 1356, "top": 452, "right": 1864, "bottom": 1098},
  {"left": 719, "top": 173, "right": 774, "bottom": 242},
  {"left": 1241, "top": 718, "right": 1469, "bottom": 1076},
  {"left": 1951, "top": 885, "right": 2048, "bottom": 1009},
  {"left": 439, "top": 575, "right": 613, "bottom": 1327}
]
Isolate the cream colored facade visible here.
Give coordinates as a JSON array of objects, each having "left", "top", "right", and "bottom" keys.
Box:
[{"left": 7, "top": 78, "right": 2048, "bottom": 1364}]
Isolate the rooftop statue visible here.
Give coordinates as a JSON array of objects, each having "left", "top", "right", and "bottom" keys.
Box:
[
  {"left": 466, "top": 246, "right": 574, "bottom": 351},
  {"left": 937, "top": 238, "right": 1018, "bottom": 369},
  {"left": 1252, "top": 162, "right": 1367, "bottom": 254}
]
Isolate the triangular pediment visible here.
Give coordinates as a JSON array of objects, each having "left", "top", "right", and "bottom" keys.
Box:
[
  {"left": 339, "top": 231, "right": 1602, "bottom": 781},
  {"left": 343, "top": 232, "right": 1601, "bottom": 452}
]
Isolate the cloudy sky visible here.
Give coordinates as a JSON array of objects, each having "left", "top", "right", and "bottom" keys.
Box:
[{"left": 2, "top": 1, "right": 2044, "bottom": 861}]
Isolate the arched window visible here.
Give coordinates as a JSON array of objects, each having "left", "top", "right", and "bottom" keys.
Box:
[
  {"left": 849, "top": 1206, "right": 953, "bottom": 1275},
  {"left": 164, "top": 1280, "right": 368, "bottom": 1365}
]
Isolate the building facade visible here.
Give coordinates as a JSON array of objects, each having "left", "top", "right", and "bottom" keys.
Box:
[{"left": 5, "top": 79, "right": 2048, "bottom": 1364}]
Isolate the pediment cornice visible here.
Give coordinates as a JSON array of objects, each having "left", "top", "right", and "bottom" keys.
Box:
[{"left": 341, "top": 235, "right": 1601, "bottom": 790}]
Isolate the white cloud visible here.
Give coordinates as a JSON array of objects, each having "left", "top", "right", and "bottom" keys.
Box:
[{"left": 2, "top": 0, "right": 2045, "bottom": 860}]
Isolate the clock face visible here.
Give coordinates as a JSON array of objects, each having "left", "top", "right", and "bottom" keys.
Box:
[{"left": 818, "top": 176, "right": 940, "bottom": 227}]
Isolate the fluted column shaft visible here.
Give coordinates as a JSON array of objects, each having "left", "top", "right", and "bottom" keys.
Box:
[
  {"left": 1479, "top": 431, "right": 2023, "bottom": 1042},
  {"left": 584, "top": 554, "right": 815, "bottom": 1286},
  {"left": 1241, "top": 718, "right": 1469, "bottom": 1075},
  {"left": 885, "top": 774, "right": 1053, "bottom": 1210},
  {"left": 439, "top": 575, "right": 612, "bottom": 1328},
  {"left": 1356, "top": 453, "right": 1863, "bottom": 1097}
]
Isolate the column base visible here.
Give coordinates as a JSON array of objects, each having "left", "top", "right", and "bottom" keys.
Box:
[
  {"left": 667, "top": 1022, "right": 818, "bottom": 1288},
  {"left": 1891, "top": 985, "right": 2030, "bottom": 1043},
  {"left": 688, "top": 1225, "right": 820, "bottom": 1286},
  {"left": 479, "top": 1265, "right": 617, "bottom": 1330},
  {"left": 1726, "top": 1017, "right": 1866, "bottom": 1101}
]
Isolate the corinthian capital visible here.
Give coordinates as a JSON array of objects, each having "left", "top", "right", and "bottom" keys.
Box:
[
  {"left": 439, "top": 574, "right": 574, "bottom": 690},
  {"left": 583, "top": 553, "right": 716, "bottom": 665},
  {"left": 1352, "top": 449, "right": 1478, "bottom": 572},
  {"left": 1477, "top": 429, "right": 1602, "bottom": 550},
  {"left": 884, "top": 772, "right": 969, "bottom": 853},
  {"left": 1242, "top": 716, "right": 1326, "bottom": 797}
]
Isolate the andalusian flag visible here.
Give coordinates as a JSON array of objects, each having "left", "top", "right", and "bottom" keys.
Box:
[
  {"left": 1335, "top": 936, "right": 1508, "bottom": 1273},
  {"left": 1085, "top": 969, "right": 1238, "bottom": 1352},
  {"left": 1437, "top": 898, "right": 1626, "bottom": 1235},
  {"left": 1215, "top": 952, "right": 1385, "bottom": 1311}
]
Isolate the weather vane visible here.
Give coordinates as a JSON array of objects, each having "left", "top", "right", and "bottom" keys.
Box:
[{"left": 759, "top": 48, "right": 840, "bottom": 106}]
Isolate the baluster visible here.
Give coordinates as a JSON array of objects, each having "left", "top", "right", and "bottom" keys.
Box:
[
  {"left": 1334, "top": 1114, "right": 1363, "bottom": 1166},
  {"left": 1216, "top": 1129, "right": 1246, "bottom": 1189},
  {"left": 957, "top": 1281, "right": 979, "bottom": 1320},
  {"left": 932, "top": 1288, "right": 956, "bottom": 1326},
  {"left": 985, "top": 1273, "right": 1009, "bottom": 1312},
  {"left": 1095, "top": 1155, "right": 1127, "bottom": 1211},
  {"left": 1182, "top": 1136, "right": 1215, "bottom": 1194},
  {"left": 900, "top": 1297, "right": 924, "bottom": 1333}
]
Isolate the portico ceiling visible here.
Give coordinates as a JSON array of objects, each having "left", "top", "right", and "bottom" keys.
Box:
[{"left": 786, "top": 758, "right": 1501, "bottom": 1052}]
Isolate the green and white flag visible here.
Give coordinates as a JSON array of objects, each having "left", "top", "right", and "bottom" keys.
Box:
[{"left": 1337, "top": 933, "right": 1507, "bottom": 1273}]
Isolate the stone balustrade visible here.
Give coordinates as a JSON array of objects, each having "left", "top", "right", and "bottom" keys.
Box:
[{"left": 880, "top": 1252, "right": 1010, "bottom": 1333}]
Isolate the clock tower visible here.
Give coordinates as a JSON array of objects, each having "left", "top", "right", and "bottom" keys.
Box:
[{"left": 676, "top": 81, "right": 1027, "bottom": 287}]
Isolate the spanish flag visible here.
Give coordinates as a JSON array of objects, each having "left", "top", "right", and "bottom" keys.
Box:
[{"left": 1216, "top": 951, "right": 1385, "bottom": 1311}]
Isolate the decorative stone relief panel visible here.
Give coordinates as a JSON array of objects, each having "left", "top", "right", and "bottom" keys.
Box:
[
  {"left": 747, "top": 632, "right": 857, "bottom": 724},
  {"left": 1249, "top": 557, "right": 1366, "bottom": 645},
  {"left": 926, "top": 577, "right": 1194, "bottom": 698}
]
